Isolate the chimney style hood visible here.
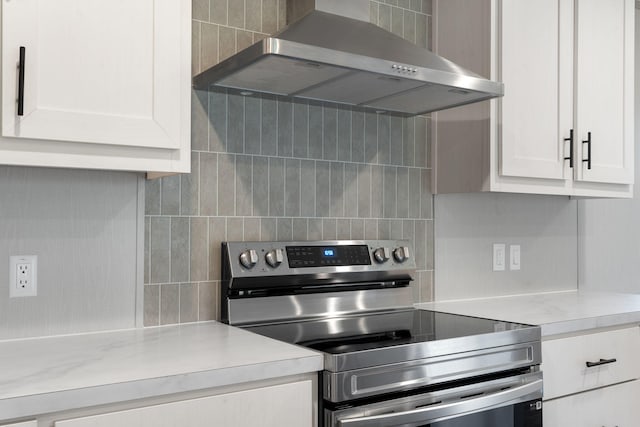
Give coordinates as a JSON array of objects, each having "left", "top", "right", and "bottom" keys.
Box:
[{"left": 193, "top": 0, "right": 503, "bottom": 116}]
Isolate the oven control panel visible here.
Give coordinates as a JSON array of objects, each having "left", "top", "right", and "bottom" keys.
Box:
[{"left": 224, "top": 240, "right": 415, "bottom": 277}]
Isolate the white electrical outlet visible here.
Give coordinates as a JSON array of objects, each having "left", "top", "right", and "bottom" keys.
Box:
[
  {"left": 510, "top": 245, "right": 521, "bottom": 271},
  {"left": 492, "top": 244, "right": 506, "bottom": 271},
  {"left": 9, "top": 255, "right": 37, "bottom": 297}
]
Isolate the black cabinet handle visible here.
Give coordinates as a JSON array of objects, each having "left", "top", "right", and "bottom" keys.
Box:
[
  {"left": 17, "top": 46, "right": 25, "bottom": 116},
  {"left": 582, "top": 131, "right": 592, "bottom": 170},
  {"left": 585, "top": 358, "right": 617, "bottom": 368},
  {"left": 563, "top": 129, "right": 574, "bottom": 168}
]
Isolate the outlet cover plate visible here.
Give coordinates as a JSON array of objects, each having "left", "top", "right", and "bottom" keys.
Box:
[{"left": 9, "top": 255, "right": 37, "bottom": 297}]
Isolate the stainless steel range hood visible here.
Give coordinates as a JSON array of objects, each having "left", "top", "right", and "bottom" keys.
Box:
[{"left": 193, "top": 0, "right": 503, "bottom": 116}]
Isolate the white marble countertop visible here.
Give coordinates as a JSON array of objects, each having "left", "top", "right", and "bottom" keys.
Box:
[
  {"left": 0, "top": 321, "right": 323, "bottom": 421},
  {"left": 416, "top": 290, "right": 640, "bottom": 337}
]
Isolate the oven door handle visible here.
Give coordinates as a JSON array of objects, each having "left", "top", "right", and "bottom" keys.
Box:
[{"left": 337, "top": 378, "right": 542, "bottom": 427}]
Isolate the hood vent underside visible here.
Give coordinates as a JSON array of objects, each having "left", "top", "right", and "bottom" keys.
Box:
[{"left": 193, "top": 10, "right": 503, "bottom": 116}]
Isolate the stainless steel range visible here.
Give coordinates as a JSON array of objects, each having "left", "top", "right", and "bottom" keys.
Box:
[{"left": 221, "top": 240, "right": 543, "bottom": 427}]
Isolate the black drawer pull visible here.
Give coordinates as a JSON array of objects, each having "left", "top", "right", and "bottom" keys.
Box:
[
  {"left": 18, "top": 46, "right": 26, "bottom": 116},
  {"left": 563, "top": 129, "right": 574, "bottom": 168},
  {"left": 585, "top": 358, "right": 617, "bottom": 368},
  {"left": 582, "top": 131, "right": 592, "bottom": 170}
]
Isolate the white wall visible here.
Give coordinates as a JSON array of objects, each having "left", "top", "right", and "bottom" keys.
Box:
[
  {"left": 577, "top": 9, "right": 640, "bottom": 293},
  {"left": 434, "top": 193, "right": 577, "bottom": 300},
  {"left": 0, "top": 166, "right": 142, "bottom": 340}
]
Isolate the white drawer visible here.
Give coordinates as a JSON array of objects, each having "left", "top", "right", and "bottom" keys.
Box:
[{"left": 542, "top": 326, "right": 640, "bottom": 400}]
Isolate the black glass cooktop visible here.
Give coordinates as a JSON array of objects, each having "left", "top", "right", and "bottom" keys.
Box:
[{"left": 245, "top": 309, "right": 534, "bottom": 355}]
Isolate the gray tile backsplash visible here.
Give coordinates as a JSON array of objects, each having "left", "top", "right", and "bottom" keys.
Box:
[{"left": 143, "top": 0, "right": 434, "bottom": 326}]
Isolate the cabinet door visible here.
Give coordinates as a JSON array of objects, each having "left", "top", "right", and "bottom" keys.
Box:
[
  {"left": 2, "top": 0, "right": 190, "bottom": 151},
  {"left": 499, "top": 0, "right": 573, "bottom": 181},
  {"left": 543, "top": 380, "right": 640, "bottom": 426},
  {"left": 53, "top": 380, "right": 314, "bottom": 427},
  {"left": 574, "top": 0, "right": 634, "bottom": 185}
]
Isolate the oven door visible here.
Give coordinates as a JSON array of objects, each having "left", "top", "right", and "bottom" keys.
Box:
[{"left": 326, "top": 371, "right": 542, "bottom": 427}]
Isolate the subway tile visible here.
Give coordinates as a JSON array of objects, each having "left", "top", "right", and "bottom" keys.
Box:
[
  {"left": 315, "top": 161, "right": 331, "bottom": 217},
  {"left": 227, "top": 94, "right": 244, "bottom": 154},
  {"left": 235, "top": 155, "right": 253, "bottom": 216},
  {"left": 344, "top": 163, "right": 358, "bottom": 218},
  {"left": 292, "top": 218, "right": 308, "bottom": 240},
  {"left": 421, "top": 169, "right": 433, "bottom": 219},
  {"left": 418, "top": 271, "right": 434, "bottom": 302},
  {"left": 426, "top": 117, "right": 432, "bottom": 168},
  {"left": 181, "top": 152, "right": 200, "bottom": 216},
  {"left": 308, "top": 219, "right": 323, "bottom": 240},
  {"left": 209, "top": 90, "right": 227, "bottom": 152},
  {"left": 378, "top": 4, "right": 392, "bottom": 31},
  {"left": 252, "top": 156, "right": 269, "bottom": 216},
  {"left": 357, "top": 164, "right": 371, "bottom": 218},
  {"left": 227, "top": 217, "right": 244, "bottom": 241},
  {"left": 160, "top": 284, "right": 180, "bottom": 325},
  {"left": 403, "top": 117, "right": 415, "bottom": 167},
  {"left": 209, "top": 217, "right": 226, "bottom": 280},
  {"left": 180, "top": 283, "right": 199, "bottom": 323},
  {"left": 244, "top": 97, "right": 261, "bottom": 155},
  {"left": 337, "top": 219, "right": 351, "bottom": 240},
  {"left": 371, "top": 165, "right": 384, "bottom": 218},
  {"left": 399, "top": 0, "right": 411, "bottom": 10},
  {"left": 322, "top": 219, "right": 337, "bottom": 240},
  {"left": 351, "top": 219, "right": 365, "bottom": 240},
  {"left": 351, "top": 111, "right": 365, "bottom": 163},
  {"left": 260, "top": 218, "right": 277, "bottom": 240},
  {"left": 365, "top": 219, "right": 378, "bottom": 239},
  {"left": 426, "top": 15, "right": 432, "bottom": 50},
  {"left": 192, "top": 21, "right": 201, "bottom": 76},
  {"left": 293, "top": 103, "right": 309, "bottom": 158},
  {"left": 364, "top": 112, "right": 378, "bottom": 163},
  {"left": 426, "top": 219, "right": 434, "bottom": 270},
  {"left": 218, "top": 26, "right": 236, "bottom": 62},
  {"left": 199, "top": 152, "right": 218, "bottom": 216},
  {"left": 198, "top": 281, "right": 218, "bottom": 321},
  {"left": 253, "top": 31, "right": 267, "bottom": 43},
  {"left": 337, "top": 109, "right": 351, "bottom": 162},
  {"left": 161, "top": 175, "right": 180, "bottom": 216},
  {"left": 393, "top": 167, "right": 407, "bottom": 221},
  {"left": 415, "top": 220, "right": 426, "bottom": 270},
  {"left": 145, "top": 177, "right": 160, "bottom": 215},
  {"left": 143, "top": 285, "right": 159, "bottom": 326},
  {"left": 244, "top": 217, "right": 261, "bottom": 240},
  {"left": 237, "top": 29, "right": 253, "bottom": 51},
  {"left": 171, "top": 217, "right": 190, "bottom": 283},
  {"left": 228, "top": 0, "right": 245, "bottom": 27},
  {"left": 330, "top": 162, "right": 345, "bottom": 217},
  {"left": 323, "top": 107, "right": 337, "bottom": 161},
  {"left": 245, "top": 0, "right": 262, "bottom": 32},
  {"left": 422, "top": 0, "right": 432, "bottom": 15},
  {"left": 210, "top": 0, "right": 228, "bottom": 25},
  {"left": 285, "top": 159, "right": 301, "bottom": 217},
  {"left": 144, "top": 217, "right": 150, "bottom": 284},
  {"left": 150, "top": 217, "right": 171, "bottom": 284},
  {"left": 276, "top": 218, "right": 293, "bottom": 240},
  {"left": 416, "top": 13, "right": 427, "bottom": 48},
  {"left": 190, "top": 217, "right": 209, "bottom": 282},
  {"left": 192, "top": 90, "right": 210, "bottom": 152},
  {"left": 370, "top": 1, "right": 379, "bottom": 25},
  {"left": 269, "top": 157, "right": 285, "bottom": 216},
  {"left": 390, "top": 219, "right": 403, "bottom": 239},
  {"left": 218, "top": 154, "right": 236, "bottom": 216},
  {"left": 377, "top": 115, "right": 391, "bottom": 165},
  {"left": 278, "top": 100, "right": 293, "bottom": 157},
  {"left": 391, "top": 6, "right": 403, "bottom": 37},
  {"left": 390, "top": 116, "right": 403, "bottom": 166},
  {"left": 193, "top": 0, "right": 209, "bottom": 21},
  {"left": 408, "top": 168, "right": 421, "bottom": 218},
  {"left": 309, "top": 104, "right": 323, "bottom": 159},
  {"left": 277, "top": 0, "right": 287, "bottom": 29},
  {"left": 402, "top": 219, "right": 415, "bottom": 240},
  {"left": 261, "top": 97, "right": 277, "bottom": 156},
  {"left": 300, "top": 160, "right": 316, "bottom": 217},
  {"left": 410, "top": 0, "right": 421, "bottom": 13},
  {"left": 262, "top": 0, "right": 278, "bottom": 34},
  {"left": 403, "top": 10, "right": 416, "bottom": 43},
  {"left": 415, "top": 116, "right": 427, "bottom": 168},
  {"left": 201, "top": 23, "right": 219, "bottom": 71},
  {"left": 378, "top": 219, "right": 390, "bottom": 239}
]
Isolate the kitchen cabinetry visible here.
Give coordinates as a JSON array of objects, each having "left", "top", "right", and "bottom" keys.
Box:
[
  {"left": 0, "top": 422, "right": 37, "bottom": 427},
  {"left": 432, "top": 0, "right": 634, "bottom": 197},
  {"left": 541, "top": 325, "right": 640, "bottom": 426},
  {"left": 0, "top": 0, "right": 191, "bottom": 175}
]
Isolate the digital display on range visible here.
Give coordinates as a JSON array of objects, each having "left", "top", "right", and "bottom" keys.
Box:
[{"left": 286, "top": 245, "right": 371, "bottom": 268}]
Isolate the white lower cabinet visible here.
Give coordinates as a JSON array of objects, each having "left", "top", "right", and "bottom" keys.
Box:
[
  {"left": 52, "top": 380, "right": 313, "bottom": 427},
  {"left": 0, "top": 422, "right": 37, "bottom": 427},
  {"left": 544, "top": 379, "right": 640, "bottom": 426}
]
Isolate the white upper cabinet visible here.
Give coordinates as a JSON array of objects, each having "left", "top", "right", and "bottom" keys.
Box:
[
  {"left": 0, "top": 0, "right": 191, "bottom": 175},
  {"left": 433, "top": 0, "right": 634, "bottom": 198}
]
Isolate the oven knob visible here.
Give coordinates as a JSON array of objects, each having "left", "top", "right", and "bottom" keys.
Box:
[
  {"left": 373, "top": 247, "right": 391, "bottom": 263},
  {"left": 239, "top": 249, "right": 258, "bottom": 269},
  {"left": 393, "top": 246, "right": 411, "bottom": 263},
  {"left": 265, "top": 248, "right": 284, "bottom": 268}
]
